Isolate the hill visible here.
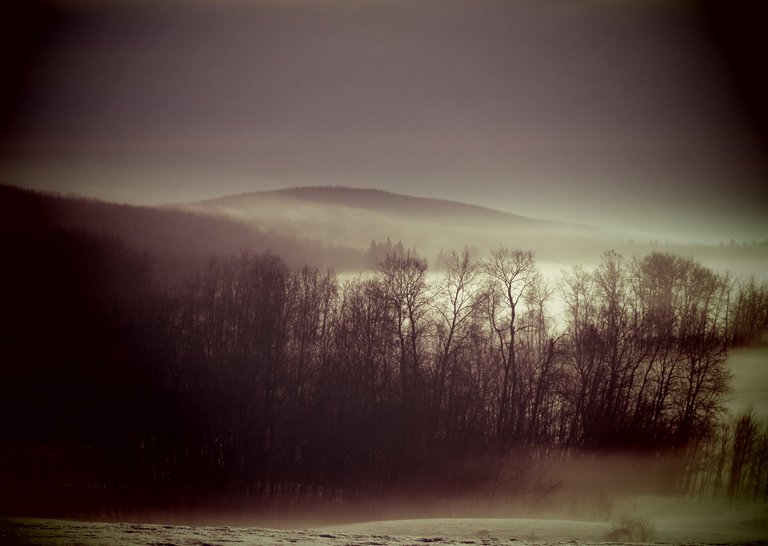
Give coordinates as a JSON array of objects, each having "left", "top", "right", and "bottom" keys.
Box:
[
  {"left": 181, "top": 186, "right": 609, "bottom": 265},
  {"left": 0, "top": 185, "right": 366, "bottom": 278},
  {"left": 180, "top": 186, "right": 768, "bottom": 275},
  {"left": 3, "top": 184, "right": 766, "bottom": 277},
  {"left": 198, "top": 186, "right": 588, "bottom": 229}
]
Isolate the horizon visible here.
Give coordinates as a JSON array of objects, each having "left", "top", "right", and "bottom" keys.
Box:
[
  {"left": 6, "top": 181, "right": 768, "bottom": 248},
  {"left": 2, "top": 1, "right": 767, "bottom": 244}
]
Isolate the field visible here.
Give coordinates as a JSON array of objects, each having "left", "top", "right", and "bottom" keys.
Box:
[{"left": 3, "top": 508, "right": 768, "bottom": 546}]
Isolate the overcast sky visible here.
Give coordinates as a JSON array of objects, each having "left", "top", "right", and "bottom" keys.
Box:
[{"left": 2, "top": 0, "right": 767, "bottom": 243}]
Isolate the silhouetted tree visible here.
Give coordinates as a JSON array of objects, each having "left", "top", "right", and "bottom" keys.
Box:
[
  {"left": 2, "top": 225, "right": 762, "bottom": 515},
  {"left": 480, "top": 248, "right": 540, "bottom": 444}
]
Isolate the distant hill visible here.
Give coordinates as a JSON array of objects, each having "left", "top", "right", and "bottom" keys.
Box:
[
  {"left": 0, "top": 185, "right": 366, "bottom": 279},
  {"left": 181, "top": 186, "right": 611, "bottom": 265},
  {"left": 3, "top": 184, "right": 766, "bottom": 277},
  {"left": 180, "top": 186, "right": 768, "bottom": 276},
  {"left": 193, "top": 186, "right": 596, "bottom": 232}
]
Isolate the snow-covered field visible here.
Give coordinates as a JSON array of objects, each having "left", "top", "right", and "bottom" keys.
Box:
[{"left": 2, "top": 514, "right": 766, "bottom": 546}]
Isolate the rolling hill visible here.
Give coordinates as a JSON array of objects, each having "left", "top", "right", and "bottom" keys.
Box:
[
  {"left": 179, "top": 186, "right": 610, "bottom": 266},
  {"left": 0, "top": 185, "right": 366, "bottom": 279},
  {"left": 3, "top": 184, "right": 766, "bottom": 277}
]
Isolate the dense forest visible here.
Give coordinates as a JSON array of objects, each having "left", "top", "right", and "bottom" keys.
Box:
[{"left": 1, "top": 224, "right": 768, "bottom": 518}]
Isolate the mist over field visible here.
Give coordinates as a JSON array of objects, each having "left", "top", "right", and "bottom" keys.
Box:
[
  {"left": 2, "top": 185, "right": 768, "bottom": 546},
  {"left": 2, "top": 0, "right": 768, "bottom": 544}
]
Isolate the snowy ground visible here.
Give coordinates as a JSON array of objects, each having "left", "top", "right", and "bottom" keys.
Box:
[{"left": 2, "top": 515, "right": 767, "bottom": 546}]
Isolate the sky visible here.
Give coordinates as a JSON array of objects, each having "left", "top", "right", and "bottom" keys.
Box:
[{"left": 1, "top": 0, "right": 767, "bottom": 243}]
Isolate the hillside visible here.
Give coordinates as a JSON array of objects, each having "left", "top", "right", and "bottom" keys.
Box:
[
  {"left": 3, "top": 184, "right": 766, "bottom": 277},
  {"left": 0, "top": 185, "right": 366, "bottom": 278},
  {"left": 181, "top": 186, "right": 610, "bottom": 265},
  {"left": 197, "top": 186, "right": 588, "bottom": 229},
  {"left": 180, "top": 186, "right": 768, "bottom": 275}
]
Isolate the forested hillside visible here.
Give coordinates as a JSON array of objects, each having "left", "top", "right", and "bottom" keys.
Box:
[{"left": 0, "top": 185, "right": 366, "bottom": 280}]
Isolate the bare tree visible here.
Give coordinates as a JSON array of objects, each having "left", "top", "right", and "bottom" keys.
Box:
[
  {"left": 376, "top": 248, "right": 430, "bottom": 403},
  {"left": 480, "top": 247, "right": 539, "bottom": 442},
  {"left": 729, "top": 410, "right": 759, "bottom": 498},
  {"left": 432, "top": 248, "right": 480, "bottom": 438},
  {"left": 559, "top": 265, "right": 599, "bottom": 446}
]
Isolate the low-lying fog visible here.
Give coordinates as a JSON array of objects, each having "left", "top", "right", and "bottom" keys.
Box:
[
  {"left": 0, "top": 185, "right": 768, "bottom": 544},
  {"left": 728, "top": 343, "right": 768, "bottom": 418}
]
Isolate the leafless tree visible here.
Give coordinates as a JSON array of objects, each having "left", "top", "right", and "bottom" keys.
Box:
[
  {"left": 480, "top": 247, "right": 540, "bottom": 443},
  {"left": 375, "top": 248, "right": 431, "bottom": 406},
  {"left": 432, "top": 248, "right": 480, "bottom": 435}
]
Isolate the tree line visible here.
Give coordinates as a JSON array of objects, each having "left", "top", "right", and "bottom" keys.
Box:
[{"left": 1, "top": 228, "right": 767, "bottom": 515}]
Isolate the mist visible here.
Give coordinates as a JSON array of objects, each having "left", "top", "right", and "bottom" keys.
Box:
[
  {"left": 2, "top": 0, "right": 768, "bottom": 544},
  {"left": 2, "top": 192, "right": 768, "bottom": 543}
]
